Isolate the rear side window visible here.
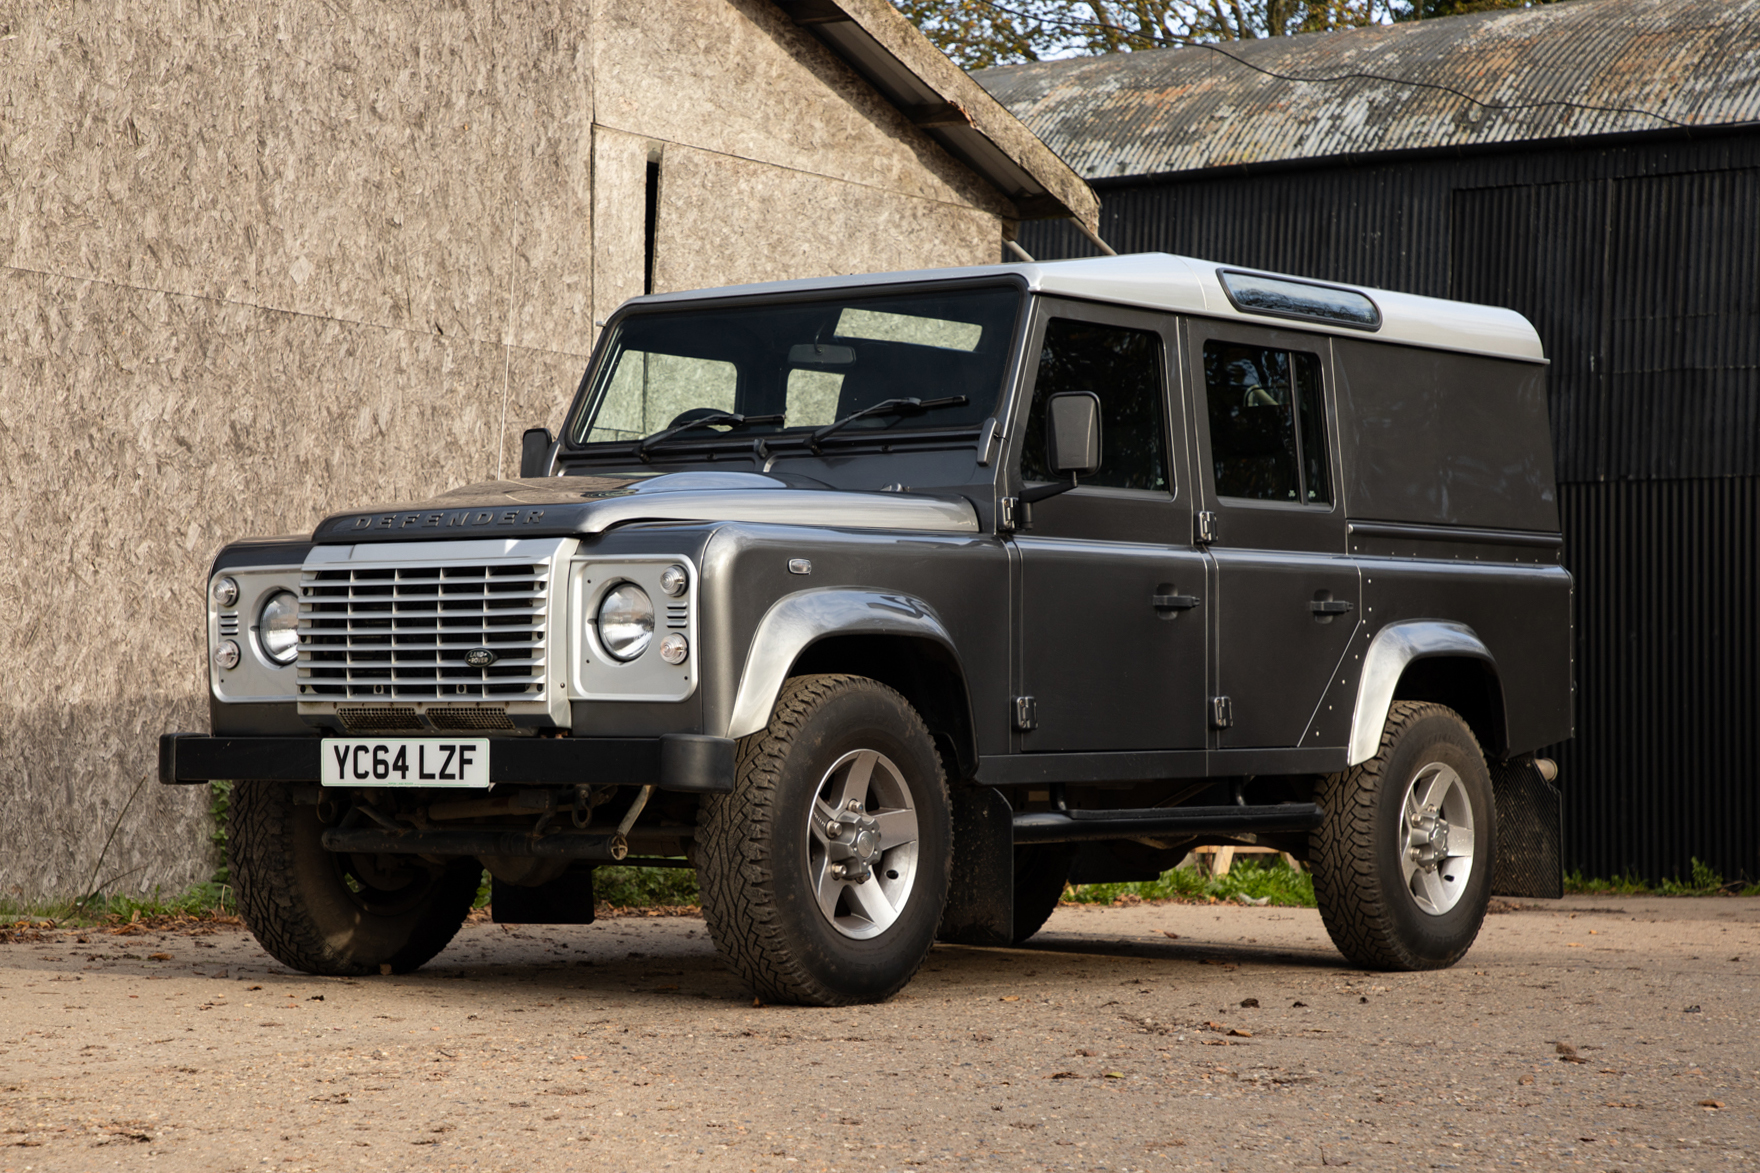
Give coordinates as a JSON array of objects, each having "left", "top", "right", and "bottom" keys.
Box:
[
  {"left": 1021, "top": 319, "right": 1169, "bottom": 493},
  {"left": 1203, "top": 341, "right": 1331, "bottom": 505}
]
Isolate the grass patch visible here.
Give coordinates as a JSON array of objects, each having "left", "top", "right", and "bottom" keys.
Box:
[
  {"left": 1565, "top": 857, "right": 1760, "bottom": 897},
  {"left": 1064, "top": 857, "right": 1316, "bottom": 909},
  {"left": 1, "top": 881, "right": 238, "bottom": 932},
  {"left": 593, "top": 865, "right": 700, "bottom": 909}
]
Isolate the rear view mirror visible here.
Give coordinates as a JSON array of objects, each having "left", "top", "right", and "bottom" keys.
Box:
[
  {"left": 520, "top": 427, "right": 556, "bottom": 478},
  {"left": 788, "top": 342, "right": 856, "bottom": 365},
  {"left": 1045, "top": 392, "right": 1101, "bottom": 475}
]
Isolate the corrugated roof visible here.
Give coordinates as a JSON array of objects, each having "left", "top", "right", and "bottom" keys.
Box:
[{"left": 975, "top": 0, "right": 1760, "bottom": 180}]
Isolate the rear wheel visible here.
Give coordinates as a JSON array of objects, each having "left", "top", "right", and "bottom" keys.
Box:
[
  {"left": 1310, "top": 701, "right": 1495, "bottom": 971},
  {"left": 696, "top": 675, "right": 952, "bottom": 1005},
  {"left": 229, "top": 782, "right": 479, "bottom": 975}
]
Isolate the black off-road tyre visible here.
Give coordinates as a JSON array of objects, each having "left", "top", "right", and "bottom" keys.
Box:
[
  {"left": 229, "top": 782, "right": 480, "bottom": 976},
  {"left": 1310, "top": 701, "right": 1496, "bottom": 971},
  {"left": 1011, "top": 844, "right": 1076, "bottom": 944},
  {"left": 696, "top": 674, "right": 952, "bottom": 1006}
]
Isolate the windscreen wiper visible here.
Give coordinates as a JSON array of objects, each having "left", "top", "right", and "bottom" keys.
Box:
[
  {"left": 808, "top": 396, "right": 968, "bottom": 455},
  {"left": 637, "top": 411, "right": 785, "bottom": 462}
]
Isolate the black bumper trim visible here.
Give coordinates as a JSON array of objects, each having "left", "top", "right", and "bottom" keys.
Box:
[{"left": 158, "top": 733, "right": 734, "bottom": 794}]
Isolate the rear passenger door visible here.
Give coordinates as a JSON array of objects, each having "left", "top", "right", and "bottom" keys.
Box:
[{"left": 1185, "top": 320, "right": 1361, "bottom": 751}]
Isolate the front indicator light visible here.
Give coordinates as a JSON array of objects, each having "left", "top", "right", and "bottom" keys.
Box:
[
  {"left": 659, "top": 633, "right": 689, "bottom": 665},
  {"left": 215, "top": 640, "right": 241, "bottom": 670},
  {"left": 212, "top": 577, "right": 239, "bottom": 607}
]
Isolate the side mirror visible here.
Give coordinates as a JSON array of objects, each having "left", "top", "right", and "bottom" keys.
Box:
[
  {"left": 520, "top": 427, "right": 556, "bottom": 478},
  {"left": 1018, "top": 392, "right": 1103, "bottom": 511},
  {"left": 1045, "top": 392, "right": 1101, "bottom": 476}
]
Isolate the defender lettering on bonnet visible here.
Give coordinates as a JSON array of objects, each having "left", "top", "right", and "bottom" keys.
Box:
[
  {"left": 347, "top": 508, "right": 548, "bottom": 531},
  {"left": 171, "top": 251, "right": 1571, "bottom": 1008}
]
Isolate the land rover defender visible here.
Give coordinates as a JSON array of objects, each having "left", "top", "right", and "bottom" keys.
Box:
[{"left": 162, "top": 253, "right": 1570, "bottom": 1005}]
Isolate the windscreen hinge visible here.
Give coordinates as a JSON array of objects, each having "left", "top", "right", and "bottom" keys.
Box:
[{"left": 998, "top": 496, "right": 1020, "bottom": 534}]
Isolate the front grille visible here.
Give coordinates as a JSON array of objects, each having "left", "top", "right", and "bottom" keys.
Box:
[
  {"left": 337, "top": 705, "right": 428, "bottom": 732},
  {"left": 427, "top": 708, "right": 517, "bottom": 731},
  {"left": 299, "top": 561, "right": 549, "bottom": 702}
]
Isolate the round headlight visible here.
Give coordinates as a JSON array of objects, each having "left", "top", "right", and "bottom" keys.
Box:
[
  {"left": 212, "top": 576, "right": 239, "bottom": 607},
  {"left": 258, "top": 590, "right": 300, "bottom": 666},
  {"left": 597, "top": 583, "right": 654, "bottom": 661},
  {"left": 659, "top": 564, "right": 689, "bottom": 597}
]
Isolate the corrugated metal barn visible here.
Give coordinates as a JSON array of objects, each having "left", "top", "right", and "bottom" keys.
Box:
[{"left": 979, "top": 0, "right": 1760, "bottom": 883}]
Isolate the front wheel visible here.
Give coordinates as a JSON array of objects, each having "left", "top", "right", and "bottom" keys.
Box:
[
  {"left": 229, "top": 783, "right": 480, "bottom": 976},
  {"left": 1310, "top": 701, "right": 1495, "bottom": 971},
  {"left": 696, "top": 674, "right": 952, "bottom": 1005}
]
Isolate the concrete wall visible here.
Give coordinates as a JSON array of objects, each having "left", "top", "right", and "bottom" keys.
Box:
[{"left": 0, "top": 0, "right": 1016, "bottom": 903}]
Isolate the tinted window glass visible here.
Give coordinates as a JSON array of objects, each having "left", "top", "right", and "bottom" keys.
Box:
[
  {"left": 1021, "top": 319, "right": 1168, "bottom": 493},
  {"left": 1204, "top": 340, "right": 1331, "bottom": 504}
]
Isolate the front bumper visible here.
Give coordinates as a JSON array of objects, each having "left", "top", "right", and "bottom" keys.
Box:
[{"left": 158, "top": 732, "right": 734, "bottom": 793}]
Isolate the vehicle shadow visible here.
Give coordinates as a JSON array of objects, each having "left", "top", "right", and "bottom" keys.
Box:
[{"left": 940, "top": 933, "right": 1351, "bottom": 972}]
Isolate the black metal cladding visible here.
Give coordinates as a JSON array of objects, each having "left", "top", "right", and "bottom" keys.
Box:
[
  {"left": 1019, "top": 128, "right": 1760, "bottom": 881},
  {"left": 1553, "top": 477, "right": 1760, "bottom": 883}
]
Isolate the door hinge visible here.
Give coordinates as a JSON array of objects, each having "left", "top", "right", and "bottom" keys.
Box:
[
  {"left": 1013, "top": 695, "right": 1037, "bottom": 731},
  {"left": 1195, "top": 510, "right": 1218, "bottom": 545},
  {"left": 998, "top": 496, "right": 1020, "bottom": 533},
  {"left": 1210, "top": 695, "right": 1234, "bottom": 729}
]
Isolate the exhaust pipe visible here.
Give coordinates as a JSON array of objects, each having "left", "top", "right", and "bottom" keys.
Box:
[{"left": 321, "top": 827, "right": 629, "bottom": 862}]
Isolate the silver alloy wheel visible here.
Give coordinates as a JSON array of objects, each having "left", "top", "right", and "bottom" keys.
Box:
[
  {"left": 1398, "top": 761, "right": 1476, "bottom": 915},
  {"left": 804, "top": 749, "right": 920, "bottom": 940}
]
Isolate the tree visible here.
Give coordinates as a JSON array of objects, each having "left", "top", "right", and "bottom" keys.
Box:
[{"left": 894, "top": 0, "right": 1571, "bottom": 70}]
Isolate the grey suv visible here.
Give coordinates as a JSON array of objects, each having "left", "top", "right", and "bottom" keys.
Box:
[{"left": 163, "top": 253, "right": 1570, "bottom": 1005}]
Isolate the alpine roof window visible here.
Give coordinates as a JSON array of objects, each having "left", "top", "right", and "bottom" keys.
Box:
[
  {"left": 1203, "top": 340, "right": 1331, "bottom": 506},
  {"left": 1219, "top": 270, "right": 1380, "bottom": 330}
]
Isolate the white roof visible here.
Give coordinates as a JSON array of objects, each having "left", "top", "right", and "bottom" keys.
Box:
[{"left": 634, "top": 252, "right": 1546, "bottom": 364}]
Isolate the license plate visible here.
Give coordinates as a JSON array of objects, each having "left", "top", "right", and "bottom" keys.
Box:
[{"left": 320, "top": 739, "right": 490, "bottom": 788}]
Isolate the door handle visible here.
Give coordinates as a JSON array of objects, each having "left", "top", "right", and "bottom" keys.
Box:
[
  {"left": 1153, "top": 593, "right": 1200, "bottom": 611},
  {"left": 1309, "top": 599, "right": 1355, "bottom": 614}
]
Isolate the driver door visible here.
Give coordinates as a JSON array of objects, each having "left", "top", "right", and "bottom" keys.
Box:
[{"left": 1009, "top": 300, "right": 1209, "bottom": 753}]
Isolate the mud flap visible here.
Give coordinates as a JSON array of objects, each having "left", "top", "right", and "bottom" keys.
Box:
[
  {"left": 1490, "top": 758, "right": 1563, "bottom": 899},
  {"left": 492, "top": 868, "right": 597, "bottom": 925},
  {"left": 937, "top": 786, "right": 1014, "bottom": 946}
]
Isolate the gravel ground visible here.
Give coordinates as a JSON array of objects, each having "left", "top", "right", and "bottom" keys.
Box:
[{"left": 3, "top": 895, "right": 1757, "bottom": 1172}]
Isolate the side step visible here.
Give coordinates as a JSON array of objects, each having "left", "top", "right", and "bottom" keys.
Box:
[{"left": 1011, "top": 803, "right": 1323, "bottom": 845}]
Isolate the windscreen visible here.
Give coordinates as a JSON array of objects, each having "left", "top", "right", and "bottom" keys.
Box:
[{"left": 572, "top": 287, "right": 1022, "bottom": 446}]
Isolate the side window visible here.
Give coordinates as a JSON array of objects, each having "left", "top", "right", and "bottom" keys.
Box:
[
  {"left": 1203, "top": 340, "right": 1331, "bottom": 505},
  {"left": 1021, "top": 318, "right": 1169, "bottom": 493}
]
